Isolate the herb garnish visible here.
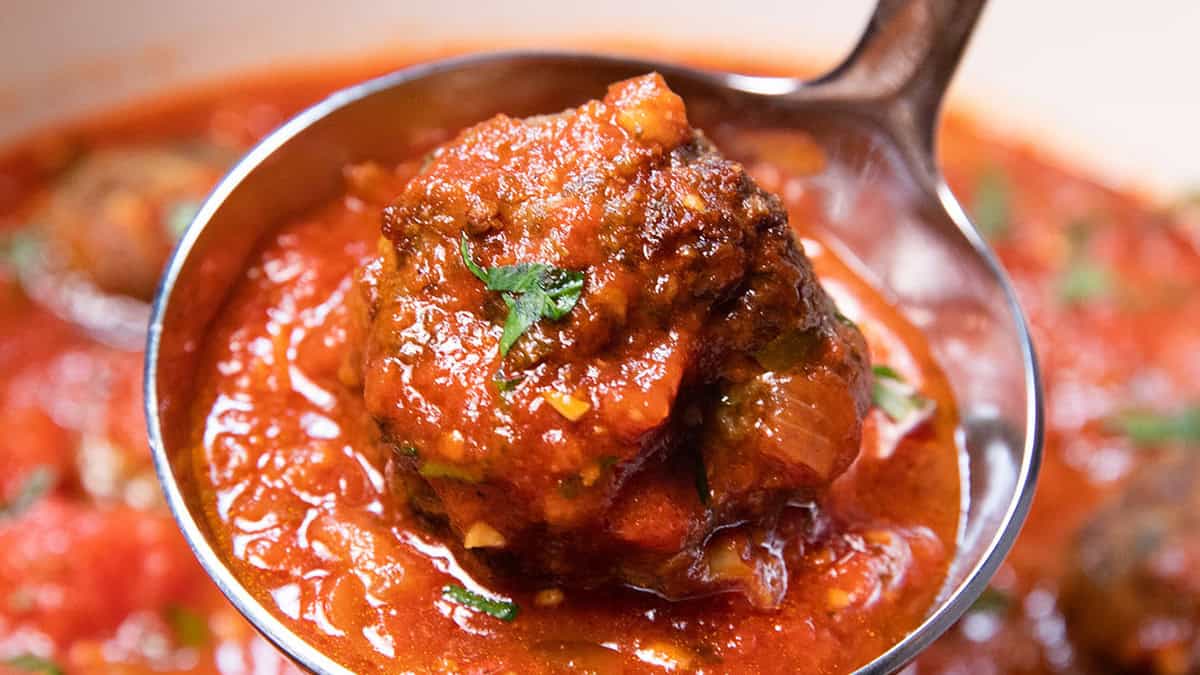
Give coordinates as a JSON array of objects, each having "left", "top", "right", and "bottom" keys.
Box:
[
  {"left": 972, "top": 167, "right": 1012, "bottom": 239},
  {"left": 4, "top": 654, "right": 63, "bottom": 675},
  {"left": 442, "top": 584, "right": 520, "bottom": 621},
  {"left": 970, "top": 586, "right": 1013, "bottom": 614},
  {"left": 1109, "top": 406, "right": 1200, "bottom": 446},
  {"left": 0, "top": 467, "right": 55, "bottom": 520},
  {"left": 1057, "top": 219, "right": 1113, "bottom": 305},
  {"left": 493, "top": 374, "right": 524, "bottom": 393},
  {"left": 871, "top": 366, "right": 934, "bottom": 424},
  {"left": 165, "top": 604, "right": 210, "bottom": 648},
  {"left": 0, "top": 231, "right": 40, "bottom": 272},
  {"left": 460, "top": 234, "right": 584, "bottom": 356}
]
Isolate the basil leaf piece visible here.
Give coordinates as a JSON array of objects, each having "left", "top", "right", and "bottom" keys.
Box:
[
  {"left": 499, "top": 291, "right": 546, "bottom": 356},
  {"left": 1, "top": 467, "right": 55, "bottom": 520},
  {"left": 540, "top": 268, "right": 585, "bottom": 320},
  {"left": 4, "top": 654, "right": 63, "bottom": 675},
  {"left": 1110, "top": 407, "right": 1200, "bottom": 446},
  {"left": 460, "top": 234, "right": 585, "bottom": 356},
  {"left": 442, "top": 584, "right": 520, "bottom": 621},
  {"left": 871, "top": 365, "right": 934, "bottom": 424}
]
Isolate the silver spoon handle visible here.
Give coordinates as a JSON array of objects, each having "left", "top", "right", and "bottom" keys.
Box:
[{"left": 816, "top": 0, "right": 987, "bottom": 142}]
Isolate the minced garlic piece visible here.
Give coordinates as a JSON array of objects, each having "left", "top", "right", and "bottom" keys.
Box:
[
  {"left": 534, "top": 588, "right": 565, "bottom": 607},
  {"left": 463, "top": 521, "right": 506, "bottom": 549}
]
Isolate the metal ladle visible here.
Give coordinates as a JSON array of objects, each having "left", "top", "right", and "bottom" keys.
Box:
[{"left": 146, "top": 0, "right": 1042, "bottom": 671}]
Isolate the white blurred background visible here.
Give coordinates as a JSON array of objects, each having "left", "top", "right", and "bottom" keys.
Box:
[{"left": 2, "top": 1, "right": 1197, "bottom": 193}]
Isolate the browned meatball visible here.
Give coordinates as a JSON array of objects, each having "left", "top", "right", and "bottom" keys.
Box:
[
  {"left": 1061, "top": 452, "right": 1200, "bottom": 674},
  {"left": 33, "top": 145, "right": 229, "bottom": 300},
  {"left": 358, "top": 74, "right": 870, "bottom": 605}
]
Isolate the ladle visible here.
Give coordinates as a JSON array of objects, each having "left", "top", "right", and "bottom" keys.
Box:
[{"left": 146, "top": 1, "right": 1042, "bottom": 671}]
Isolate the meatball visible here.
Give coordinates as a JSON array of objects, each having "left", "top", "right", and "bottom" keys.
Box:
[
  {"left": 359, "top": 74, "right": 871, "bottom": 605},
  {"left": 32, "top": 144, "right": 229, "bottom": 300},
  {"left": 1061, "top": 452, "right": 1200, "bottom": 674}
]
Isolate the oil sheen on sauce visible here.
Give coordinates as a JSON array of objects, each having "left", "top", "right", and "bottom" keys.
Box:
[{"left": 188, "top": 128, "right": 962, "bottom": 674}]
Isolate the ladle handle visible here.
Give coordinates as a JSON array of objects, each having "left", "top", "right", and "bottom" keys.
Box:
[{"left": 817, "top": 0, "right": 987, "bottom": 148}]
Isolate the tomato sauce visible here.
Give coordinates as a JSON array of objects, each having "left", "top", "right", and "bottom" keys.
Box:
[
  {"left": 0, "top": 48, "right": 1195, "bottom": 675},
  {"left": 185, "top": 89, "right": 961, "bottom": 670}
]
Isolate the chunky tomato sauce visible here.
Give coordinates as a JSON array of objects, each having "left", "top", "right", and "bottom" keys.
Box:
[
  {"left": 185, "top": 76, "right": 960, "bottom": 670},
  {"left": 0, "top": 49, "right": 1195, "bottom": 675}
]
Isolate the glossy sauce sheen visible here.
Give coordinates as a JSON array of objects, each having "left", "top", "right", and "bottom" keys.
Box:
[
  {"left": 187, "top": 97, "right": 962, "bottom": 670},
  {"left": 1, "top": 50, "right": 1192, "bottom": 675}
]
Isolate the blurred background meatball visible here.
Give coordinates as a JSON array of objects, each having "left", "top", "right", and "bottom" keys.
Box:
[
  {"left": 31, "top": 144, "right": 230, "bottom": 301},
  {"left": 1061, "top": 452, "right": 1200, "bottom": 675}
]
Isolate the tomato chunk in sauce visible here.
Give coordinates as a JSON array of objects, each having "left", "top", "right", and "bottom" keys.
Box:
[{"left": 187, "top": 74, "right": 961, "bottom": 673}]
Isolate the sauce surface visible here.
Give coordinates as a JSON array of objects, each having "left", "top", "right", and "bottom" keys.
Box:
[
  {"left": 0, "top": 49, "right": 1195, "bottom": 675},
  {"left": 187, "top": 78, "right": 961, "bottom": 673}
]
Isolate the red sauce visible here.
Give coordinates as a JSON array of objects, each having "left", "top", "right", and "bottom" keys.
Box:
[
  {"left": 0, "top": 48, "right": 1194, "bottom": 675},
  {"left": 185, "top": 78, "right": 961, "bottom": 671}
]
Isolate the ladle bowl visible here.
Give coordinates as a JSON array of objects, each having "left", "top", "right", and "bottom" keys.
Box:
[{"left": 146, "top": 1, "right": 1042, "bottom": 671}]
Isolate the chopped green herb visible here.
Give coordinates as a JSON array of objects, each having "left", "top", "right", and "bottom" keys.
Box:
[
  {"left": 165, "top": 604, "right": 210, "bottom": 648},
  {"left": 1057, "top": 218, "right": 1114, "bottom": 305},
  {"left": 1, "top": 231, "right": 41, "bottom": 272},
  {"left": 4, "top": 654, "right": 63, "bottom": 675},
  {"left": 972, "top": 167, "right": 1012, "bottom": 239},
  {"left": 418, "top": 461, "right": 482, "bottom": 483},
  {"left": 871, "top": 365, "right": 934, "bottom": 424},
  {"left": 493, "top": 374, "right": 524, "bottom": 393},
  {"left": 1109, "top": 406, "right": 1200, "bottom": 446},
  {"left": 834, "top": 311, "right": 859, "bottom": 331},
  {"left": 460, "top": 234, "right": 584, "bottom": 356},
  {"left": 165, "top": 199, "right": 203, "bottom": 239},
  {"left": 0, "top": 467, "right": 55, "bottom": 520},
  {"left": 1057, "top": 259, "right": 1112, "bottom": 304},
  {"left": 970, "top": 586, "right": 1013, "bottom": 614},
  {"left": 442, "top": 584, "right": 520, "bottom": 621},
  {"left": 396, "top": 442, "right": 420, "bottom": 458}
]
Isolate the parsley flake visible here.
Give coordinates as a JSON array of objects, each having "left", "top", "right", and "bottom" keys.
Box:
[
  {"left": 165, "top": 604, "right": 210, "bottom": 648},
  {"left": 442, "top": 584, "right": 520, "bottom": 621},
  {"left": 1, "top": 467, "right": 55, "bottom": 520},
  {"left": 871, "top": 365, "right": 934, "bottom": 425},
  {"left": 972, "top": 167, "right": 1012, "bottom": 239},
  {"left": 1057, "top": 219, "right": 1114, "bottom": 305},
  {"left": 460, "top": 234, "right": 584, "bottom": 356},
  {"left": 4, "top": 654, "right": 63, "bottom": 675},
  {"left": 1109, "top": 406, "right": 1200, "bottom": 446}
]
